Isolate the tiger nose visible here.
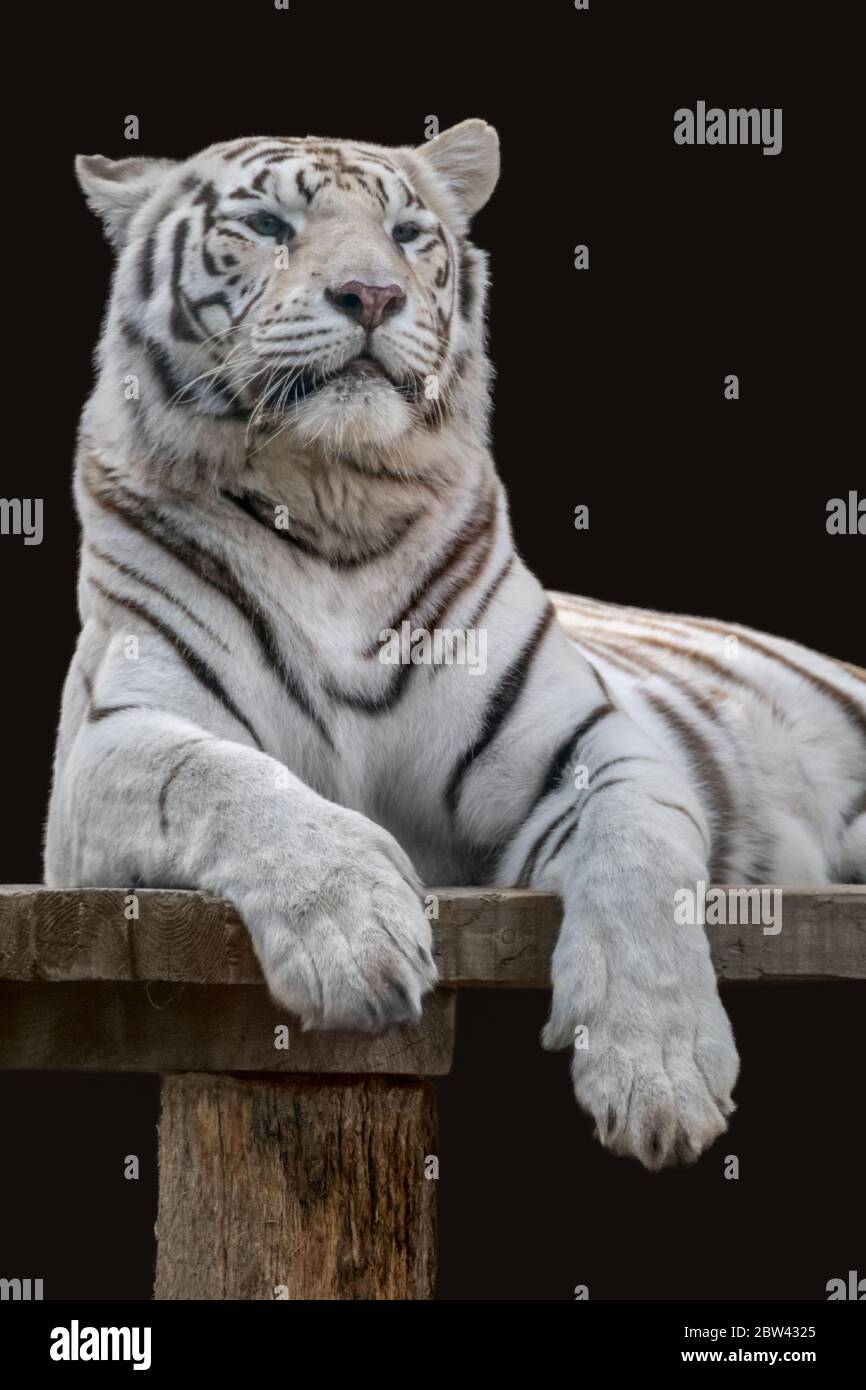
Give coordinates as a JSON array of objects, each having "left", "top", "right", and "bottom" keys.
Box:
[{"left": 326, "top": 280, "right": 406, "bottom": 330}]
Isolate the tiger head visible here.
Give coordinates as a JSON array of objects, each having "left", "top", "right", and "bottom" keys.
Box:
[{"left": 77, "top": 122, "right": 499, "bottom": 467}]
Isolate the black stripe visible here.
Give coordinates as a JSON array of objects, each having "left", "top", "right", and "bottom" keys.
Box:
[
  {"left": 530, "top": 811, "right": 578, "bottom": 872},
  {"left": 512, "top": 702, "right": 615, "bottom": 850},
  {"left": 585, "top": 660, "right": 612, "bottom": 700},
  {"left": 337, "top": 452, "right": 442, "bottom": 494},
  {"left": 732, "top": 630, "right": 866, "bottom": 741},
  {"left": 224, "top": 490, "right": 415, "bottom": 570},
  {"left": 569, "top": 622, "right": 733, "bottom": 723},
  {"left": 463, "top": 554, "right": 514, "bottom": 629},
  {"left": 651, "top": 797, "right": 709, "bottom": 850},
  {"left": 121, "top": 318, "right": 247, "bottom": 421},
  {"left": 575, "top": 599, "right": 866, "bottom": 738},
  {"left": 222, "top": 139, "right": 273, "bottom": 163},
  {"left": 325, "top": 661, "right": 415, "bottom": 716},
  {"left": 240, "top": 145, "right": 299, "bottom": 166},
  {"left": 168, "top": 219, "right": 199, "bottom": 342},
  {"left": 89, "top": 578, "right": 264, "bottom": 750},
  {"left": 597, "top": 636, "right": 726, "bottom": 723},
  {"left": 351, "top": 150, "right": 402, "bottom": 174},
  {"left": 516, "top": 803, "right": 577, "bottom": 887},
  {"left": 567, "top": 631, "right": 645, "bottom": 676},
  {"left": 193, "top": 180, "right": 218, "bottom": 235},
  {"left": 88, "top": 542, "right": 230, "bottom": 649},
  {"left": 592, "top": 754, "right": 658, "bottom": 779},
  {"left": 513, "top": 754, "right": 656, "bottom": 884},
  {"left": 88, "top": 702, "right": 144, "bottom": 724},
  {"left": 593, "top": 622, "right": 764, "bottom": 700},
  {"left": 445, "top": 603, "right": 556, "bottom": 817},
  {"left": 434, "top": 227, "right": 452, "bottom": 288},
  {"left": 367, "top": 489, "right": 497, "bottom": 655},
  {"left": 120, "top": 319, "right": 187, "bottom": 402},
  {"left": 216, "top": 227, "right": 255, "bottom": 244},
  {"left": 296, "top": 168, "right": 316, "bottom": 203},
  {"left": 83, "top": 467, "right": 332, "bottom": 747},
  {"left": 138, "top": 220, "right": 161, "bottom": 299},
  {"left": 424, "top": 508, "right": 500, "bottom": 635},
  {"left": 122, "top": 319, "right": 250, "bottom": 422},
  {"left": 536, "top": 704, "right": 614, "bottom": 806},
  {"left": 535, "top": 778, "right": 630, "bottom": 880},
  {"left": 458, "top": 244, "right": 476, "bottom": 319},
  {"left": 835, "top": 659, "right": 866, "bottom": 687},
  {"left": 645, "top": 692, "right": 734, "bottom": 878},
  {"left": 158, "top": 740, "right": 211, "bottom": 836}
]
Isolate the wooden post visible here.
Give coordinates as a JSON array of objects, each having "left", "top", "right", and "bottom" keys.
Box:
[{"left": 155, "top": 1073, "right": 438, "bottom": 1300}]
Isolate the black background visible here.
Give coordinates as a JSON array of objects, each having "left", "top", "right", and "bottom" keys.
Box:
[{"left": 0, "top": 0, "right": 862, "bottom": 1301}]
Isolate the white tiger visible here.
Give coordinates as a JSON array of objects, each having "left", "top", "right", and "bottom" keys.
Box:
[{"left": 46, "top": 121, "right": 866, "bottom": 1170}]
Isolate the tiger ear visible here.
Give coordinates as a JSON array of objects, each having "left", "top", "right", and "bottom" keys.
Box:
[
  {"left": 75, "top": 154, "right": 177, "bottom": 247},
  {"left": 415, "top": 120, "right": 500, "bottom": 218}
]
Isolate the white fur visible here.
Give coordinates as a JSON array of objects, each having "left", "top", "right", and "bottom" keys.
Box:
[{"left": 47, "top": 125, "right": 866, "bottom": 1170}]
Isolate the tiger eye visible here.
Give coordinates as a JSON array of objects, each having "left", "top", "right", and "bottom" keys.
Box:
[
  {"left": 392, "top": 223, "right": 420, "bottom": 245},
  {"left": 246, "top": 211, "right": 293, "bottom": 239}
]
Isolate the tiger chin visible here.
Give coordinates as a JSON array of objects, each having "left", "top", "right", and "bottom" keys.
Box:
[{"left": 47, "top": 122, "right": 866, "bottom": 1173}]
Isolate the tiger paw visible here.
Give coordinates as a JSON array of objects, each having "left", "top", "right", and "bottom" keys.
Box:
[
  {"left": 543, "top": 919, "right": 739, "bottom": 1169},
  {"left": 235, "top": 810, "right": 438, "bottom": 1033}
]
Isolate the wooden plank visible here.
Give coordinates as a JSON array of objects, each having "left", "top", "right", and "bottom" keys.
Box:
[
  {"left": 154, "top": 1073, "right": 437, "bottom": 1300},
  {"left": 0, "top": 981, "right": 455, "bottom": 1074},
  {"left": 0, "top": 885, "right": 258, "bottom": 985},
  {"left": 434, "top": 885, "right": 866, "bottom": 986},
  {"left": 0, "top": 884, "right": 864, "bottom": 987}
]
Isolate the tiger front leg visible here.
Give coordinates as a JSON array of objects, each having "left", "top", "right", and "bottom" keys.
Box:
[
  {"left": 46, "top": 703, "right": 437, "bottom": 1032},
  {"left": 501, "top": 711, "right": 739, "bottom": 1169}
]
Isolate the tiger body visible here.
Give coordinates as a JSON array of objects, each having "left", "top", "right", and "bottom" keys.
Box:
[{"left": 47, "top": 123, "right": 865, "bottom": 1170}]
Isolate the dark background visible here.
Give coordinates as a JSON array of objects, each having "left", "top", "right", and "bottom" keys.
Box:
[{"left": 0, "top": 1, "right": 862, "bottom": 1300}]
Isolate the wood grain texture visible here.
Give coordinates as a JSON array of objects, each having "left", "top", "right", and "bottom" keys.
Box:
[
  {"left": 154, "top": 1073, "right": 437, "bottom": 1300},
  {"left": 0, "top": 884, "right": 863, "bottom": 986},
  {"left": 435, "top": 885, "right": 866, "bottom": 985},
  {"left": 0, "top": 981, "right": 455, "bottom": 1074}
]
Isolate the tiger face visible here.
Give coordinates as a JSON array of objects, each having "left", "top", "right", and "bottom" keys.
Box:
[{"left": 77, "top": 122, "right": 499, "bottom": 456}]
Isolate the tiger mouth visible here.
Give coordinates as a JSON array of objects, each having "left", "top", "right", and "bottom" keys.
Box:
[
  {"left": 251, "top": 352, "right": 408, "bottom": 423},
  {"left": 336, "top": 352, "right": 388, "bottom": 380}
]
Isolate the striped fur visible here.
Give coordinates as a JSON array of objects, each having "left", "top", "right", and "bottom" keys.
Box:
[{"left": 46, "top": 123, "right": 866, "bottom": 1170}]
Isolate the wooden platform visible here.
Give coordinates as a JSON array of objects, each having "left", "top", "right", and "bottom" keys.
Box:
[
  {"left": 2, "top": 883, "right": 864, "bottom": 988},
  {"left": 1, "top": 883, "right": 863, "bottom": 1299}
]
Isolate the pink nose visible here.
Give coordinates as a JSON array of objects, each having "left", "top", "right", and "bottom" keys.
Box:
[{"left": 327, "top": 280, "right": 407, "bottom": 331}]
